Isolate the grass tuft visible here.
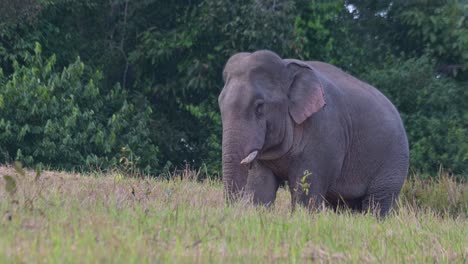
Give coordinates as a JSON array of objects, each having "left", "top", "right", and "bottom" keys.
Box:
[{"left": 400, "top": 171, "right": 467, "bottom": 217}]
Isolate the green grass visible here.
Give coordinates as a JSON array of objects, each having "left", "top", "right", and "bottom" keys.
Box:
[{"left": 0, "top": 166, "right": 467, "bottom": 263}]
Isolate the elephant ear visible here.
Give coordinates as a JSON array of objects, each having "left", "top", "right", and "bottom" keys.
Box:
[{"left": 285, "top": 59, "right": 326, "bottom": 124}]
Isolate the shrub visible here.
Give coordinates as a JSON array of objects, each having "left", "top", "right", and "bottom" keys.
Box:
[{"left": 0, "top": 43, "right": 159, "bottom": 173}]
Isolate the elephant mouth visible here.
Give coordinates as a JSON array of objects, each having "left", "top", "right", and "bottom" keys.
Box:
[{"left": 240, "top": 150, "right": 259, "bottom": 165}]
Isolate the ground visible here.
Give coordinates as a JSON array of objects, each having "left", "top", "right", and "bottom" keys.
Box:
[{"left": 0, "top": 165, "right": 466, "bottom": 263}]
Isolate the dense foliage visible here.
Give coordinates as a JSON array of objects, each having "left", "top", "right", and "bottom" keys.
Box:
[
  {"left": 0, "top": 0, "right": 466, "bottom": 176},
  {"left": 0, "top": 44, "right": 158, "bottom": 172}
]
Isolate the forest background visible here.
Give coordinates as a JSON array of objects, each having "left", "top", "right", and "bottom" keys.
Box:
[{"left": 0, "top": 0, "right": 466, "bottom": 178}]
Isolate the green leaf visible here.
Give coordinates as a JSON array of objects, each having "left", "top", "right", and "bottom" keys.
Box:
[{"left": 34, "top": 42, "right": 41, "bottom": 55}]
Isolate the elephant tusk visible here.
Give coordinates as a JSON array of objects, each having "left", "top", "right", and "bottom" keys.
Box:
[{"left": 240, "top": 151, "right": 258, "bottom": 165}]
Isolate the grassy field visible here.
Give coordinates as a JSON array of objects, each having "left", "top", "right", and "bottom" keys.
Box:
[{"left": 0, "top": 165, "right": 466, "bottom": 263}]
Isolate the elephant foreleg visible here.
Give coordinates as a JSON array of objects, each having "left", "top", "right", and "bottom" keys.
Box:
[{"left": 245, "top": 161, "right": 280, "bottom": 206}]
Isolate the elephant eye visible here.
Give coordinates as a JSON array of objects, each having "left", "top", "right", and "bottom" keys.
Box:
[{"left": 255, "top": 102, "right": 264, "bottom": 116}]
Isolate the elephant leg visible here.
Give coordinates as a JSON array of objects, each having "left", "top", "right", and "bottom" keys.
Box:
[
  {"left": 363, "top": 152, "right": 408, "bottom": 217},
  {"left": 362, "top": 190, "right": 399, "bottom": 217},
  {"left": 245, "top": 161, "right": 280, "bottom": 206},
  {"left": 362, "top": 173, "right": 405, "bottom": 217}
]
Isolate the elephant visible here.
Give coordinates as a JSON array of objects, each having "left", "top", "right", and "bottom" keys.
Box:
[{"left": 218, "top": 50, "right": 409, "bottom": 217}]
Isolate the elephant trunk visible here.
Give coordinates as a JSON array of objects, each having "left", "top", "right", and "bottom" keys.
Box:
[{"left": 221, "top": 130, "right": 249, "bottom": 203}]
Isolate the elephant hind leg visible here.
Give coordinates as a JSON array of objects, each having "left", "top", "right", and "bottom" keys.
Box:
[
  {"left": 326, "top": 195, "right": 363, "bottom": 212},
  {"left": 344, "top": 198, "right": 364, "bottom": 212},
  {"left": 362, "top": 172, "right": 404, "bottom": 217},
  {"left": 362, "top": 151, "right": 408, "bottom": 217},
  {"left": 362, "top": 192, "right": 399, "bottom": 217}
]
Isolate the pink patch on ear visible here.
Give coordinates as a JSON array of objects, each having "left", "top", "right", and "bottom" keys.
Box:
[
  {"left": 287, "top": 62, "right": 326, "bottom": 124},
  {"left": 290, "top": 86, "right": 326, "bottom": 124}
]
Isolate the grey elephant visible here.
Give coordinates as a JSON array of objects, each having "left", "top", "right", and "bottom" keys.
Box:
[{"left": 218, "top": 50, "right": 409, "bottom": 216}]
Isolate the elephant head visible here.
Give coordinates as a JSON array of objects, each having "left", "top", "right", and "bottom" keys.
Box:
[{"left": 218, "top": 50, "right": 326, "bottom": 202}]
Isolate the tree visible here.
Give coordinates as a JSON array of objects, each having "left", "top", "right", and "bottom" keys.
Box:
[
  {"left": 129, "top": 0, "right": 300, "bottom": 173},
  {"left": 0, "top": 0, "right": 466, "bottom": 176},
  {"left": 0, "top": 43, "right": 159, "bottom": 173}
]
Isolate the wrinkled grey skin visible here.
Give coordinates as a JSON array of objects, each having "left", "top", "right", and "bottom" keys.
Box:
[{"left": 218, "top": 50, "right": 409, "bottom": 217}]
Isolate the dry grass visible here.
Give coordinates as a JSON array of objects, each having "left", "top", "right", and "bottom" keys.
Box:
[
  {"left": 0, "top": 165, "right": 467, "bottom": 263},
  {"left": 400, "top": 171, "right": 467, "bottom": 217}
]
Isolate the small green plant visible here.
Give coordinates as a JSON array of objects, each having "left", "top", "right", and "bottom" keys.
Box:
[
  {"left": 296, "top": 170, "right": 313, "bottom": 196},
  {"left": 118, "top": 146, "right": 141, "bottom": 177},
  {"left": 13, "top": 161, "right": 25, "bottom": 177},
  {"left": 2, "top": 175, "right": 16, "bottom": 196},
  {"left": 2, "top": 161, "right": 26, "bottom": 196}
]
